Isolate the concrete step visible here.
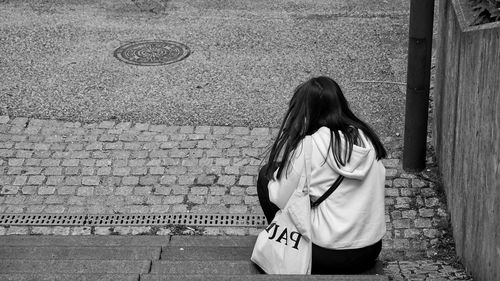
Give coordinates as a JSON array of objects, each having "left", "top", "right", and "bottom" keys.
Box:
[
  {"left": 161, "top": 246, "right": 253, "bottom": 260},
  {"left": 151, "top": 259, "right": 386, "bottom": 277},
  {"left": 169, "top": 235, "right": 257, "bottom": 247},
  {"left": 0, "top": 235, "right": 388, "bottom": 280},
  {"left": 0, "top": 246, "right": 160, "bottom": 260},
  {"left": 140, "top": 274, "right": 388, "bottom": 281},
  {"left": 0, "top": 273, "right": 139, "bottom": 281},
  {"left": 150, "top": 260, "right": 261, "bottom": 275},
  {"left": 0, "top": 235, "right": 170, "bottom": 246},
  {"left": 0, "top": 259, "right": 151, "bottom": 273}
]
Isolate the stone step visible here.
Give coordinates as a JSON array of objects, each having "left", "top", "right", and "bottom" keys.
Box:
[
  {"left": 0, "top": 235, "right": 170, "bottom": 247},
  {"left": 150, "top": 260, "right": 261, "bottom": 275},
  {"left": 0, "top": 273, "right": 139, "bottom": 281},
  {"left": 161, "top": 246, "right": 253, "bottom": 260},
  {"left": 0, "top": 259, "right": 151, "bottom": 274},
  {"left": 140, "top": 274, "right": 388, "bottom": 281},
  {"left": 0, "top": 246, "right": 160, "bottom": 260},
  {"left": 0, "top": 235, "right": 388, "bottom": 280},
  {"left": 169, "top": 235, "right": 257, "bottom": 247}
]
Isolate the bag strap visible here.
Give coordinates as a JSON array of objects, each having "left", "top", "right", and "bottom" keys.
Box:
[
  {"left": 303, "top": 136, "right": 312, "bottom": 194},
  {"left": 310, "top": 175, "right": 344, "bottom": 208}
]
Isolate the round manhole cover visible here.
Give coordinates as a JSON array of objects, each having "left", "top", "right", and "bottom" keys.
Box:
[{"left": 114, "top": 40, "right": 190, "bottom": 66}]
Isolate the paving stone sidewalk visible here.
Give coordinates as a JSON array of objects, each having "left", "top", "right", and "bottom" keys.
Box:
[{"left": 0, "top": 115, "right": 472, "bottom": 280}]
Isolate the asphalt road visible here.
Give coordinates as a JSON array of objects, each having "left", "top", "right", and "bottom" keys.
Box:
[{"left": 0, "top": 0, "right": 410, "bottom": 138}]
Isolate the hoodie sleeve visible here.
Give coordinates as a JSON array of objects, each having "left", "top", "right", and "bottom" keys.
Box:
[{"left": 268, "top": 142, "right": 306, "bottom": 209}]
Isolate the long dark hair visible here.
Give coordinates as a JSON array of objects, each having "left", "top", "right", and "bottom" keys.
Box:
[{"left": 265, "top": 76, "right": 386, "bottom": 180}]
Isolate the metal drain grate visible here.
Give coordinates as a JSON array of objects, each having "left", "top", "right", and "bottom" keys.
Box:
[
  {"left": 0, "top": 214, "right": 86, "bottom": 226},
  {"left": 0, "top": 214, "right": 267, "bottom": 227}
]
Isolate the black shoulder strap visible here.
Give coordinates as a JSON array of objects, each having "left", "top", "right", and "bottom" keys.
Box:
[{"left": 310, "top": 175, "right": 345, "bottom": 208}]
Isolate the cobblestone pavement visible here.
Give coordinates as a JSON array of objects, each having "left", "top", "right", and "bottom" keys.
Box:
[
  {"left": 0, "top": 115, "right": 472, "bottom": 280},
  {"left": 384, "top": 260, "right": 472, "bottom": 281}
]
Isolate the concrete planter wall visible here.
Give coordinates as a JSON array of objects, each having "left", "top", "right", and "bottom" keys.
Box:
[{"left": 434, "top": 0, "right": 500, "bottom": 281}]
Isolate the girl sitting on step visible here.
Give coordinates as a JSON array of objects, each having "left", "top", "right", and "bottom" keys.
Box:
[{"left": 257, "top": 76, "right": 387, "bottom": 274}]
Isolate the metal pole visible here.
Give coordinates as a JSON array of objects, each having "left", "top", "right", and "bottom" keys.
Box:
[{"left": 403, "top": 0, "right": 435, "bottom": 172}]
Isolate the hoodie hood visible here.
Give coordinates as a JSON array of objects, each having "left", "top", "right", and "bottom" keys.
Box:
[{"left": 311, "top": 127, "right": 376, "bottom": 180}]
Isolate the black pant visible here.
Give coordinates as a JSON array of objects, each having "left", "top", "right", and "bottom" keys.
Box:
[{"left": 256, "top": 164, "right": 382, "bottom": 274}]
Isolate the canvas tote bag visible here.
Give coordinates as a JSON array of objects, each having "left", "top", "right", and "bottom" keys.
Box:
[{"left": 251, "top": 136, "right": 313, "bottom": 274}]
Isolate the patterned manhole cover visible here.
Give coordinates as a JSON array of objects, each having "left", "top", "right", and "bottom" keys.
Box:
[{"left": 114, "top": 40, "right": 190, "bottom": 66}]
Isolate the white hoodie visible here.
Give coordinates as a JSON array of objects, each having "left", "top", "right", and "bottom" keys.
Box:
[{"left": 268, "top": 127, "right": 386, "bottom": 249}]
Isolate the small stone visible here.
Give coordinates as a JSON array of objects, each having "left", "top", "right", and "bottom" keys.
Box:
[
  {"left": 232, "top": 127, "right": 250, "bottom": 135},
  {"left": 71, "top": 227, "right": 92, "bottom": 235},
  {"left": 402, "top": 210, "right": 417, "bottom": 219},
  {"left": 0, "top": 115, "right": 10, "bottom": 123},
  {"left": 62, "top": 159, "right": 79, "bottom": 167},
  {"left": 385, "top": 188, "right": 399, "bottom": 197},
  {"left": 238, "top": 176, "right": 254, "bottom": 186},
  {"left": 190, "top": 186, "right": 208, "bottom": 195},
  {"left": 425, "top": 198, "right": 440, "bottom": 207},
  {"left": 12, "top": 176, "right": 27, "bottom": 186},
  {"left": 38, "top": 186, "right": 56, "bottom": 195},
  {"left": 412, "top": 179, "right": 427, "bottom": 188},
  {"left": 419, "top": 208, "right": 435, "bottom": 217},
  {"left": 179, "top": 126, "right": 194, "bottom": 134},
  {"left": 44, "top": 167, "right": 63, "bottom": 176},
  {"left": 156, "top": 228, "right": 172, "bottom": 235},
  {"left": 386, "top": 169, "right": 398, "bottom": 178},
  {"left": 421, "top": 188, "right": 437, "bottom": 197},
  {"left": 154, "top": 186, "right": 171, "bottom": 195},
  {"left": 122, "top": 176, "right": 139, "bottom": 185},
  {"left": 187, "top": 195, "right": 205, "bottom": 204},
  {"left": 230, "top": 186, "right": 245, "bottom": 196},
  {"left": 382, "top": 159, "right": 400, "bottom": 168},
  {"left": 400, "top": 188, "right": 413, "bottom": 196},
  {"left": 21, "top": 186, "right": 37, "bottom": 195},
  {"left": 244, "top": 196, "right": 259, "bottom": 205},
  {"left": 393, "top": 179, "right": 409, "bottom": 188},
  {"left": 113, "top": 167, "right": 131, "bottom": 176},
  {"left": 27, "top": 175, "right": 45, "bottom": 185},
  {"left": 81, "top": 167, "right": 95, "bottom": 175},
  {"left": 393, "top": 219, "right": 411, "bottom": 229},
  {"left": 203, "top": 227, "right": 223, "bottom": 235},
  {"left": 160, "top": 176, "right": 177, "bottom": 185},
  {"left": 97, "top": 167, "right": 112, "bottom": 175},
  {"left": 115, "top": 186, "right": 133, "bottom": 196},
  {"left": 82, "top": 176, "right": 100, "bottom": 186},
  {"left": 53, "top": 227, "right": 71, "bottom": 235},
  {"left": 414, "top": 218, "right": 432, "bottom": 228},
  {"left": 194, "top": 126, "right": 211, "bottom": 134},
  {"left": 7, "top": 226, "right": 29, "bottom": 235},
  {"left": 423, "top": 229, "right": 440, "bottom": 238},
  {"left": 133, "top": 186, "right": 152, "bottom": 195},
  {"left": 114, "top": 226, "right": 132, "bottom": 235},
  {"left": 77, "top": 186, "right": 94, "bottom": 196},
  {"left": 149, "top": 167, "right": 165, "bottom": 175},
  {"left": 250, "top": 128, "right": 269, "bottom": 136},
  {"left": 8, "top": 158, "right": 24, "bottom": 166},
  {"left": 223, "top": 227, "right": 246, "bottom": 235},
  {"left": 46, "top": 176, "right": 64, "bottom": 186},
  {"left": 95, "top": 227, "right": 112, "bottom": 235},
  {"left": 403, "top": 229, "right": 421, "bottom": 238},
  {"left": 32, "top": 227, "right": 54, "bottom": 235}
]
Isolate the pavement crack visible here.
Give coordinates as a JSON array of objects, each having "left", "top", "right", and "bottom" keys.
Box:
[
  {"left": 147, "top": 259, "right": 153, "bottom": 274},
  {"left": 158, "top": 246, "right": 163, "bottom": 260}
]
